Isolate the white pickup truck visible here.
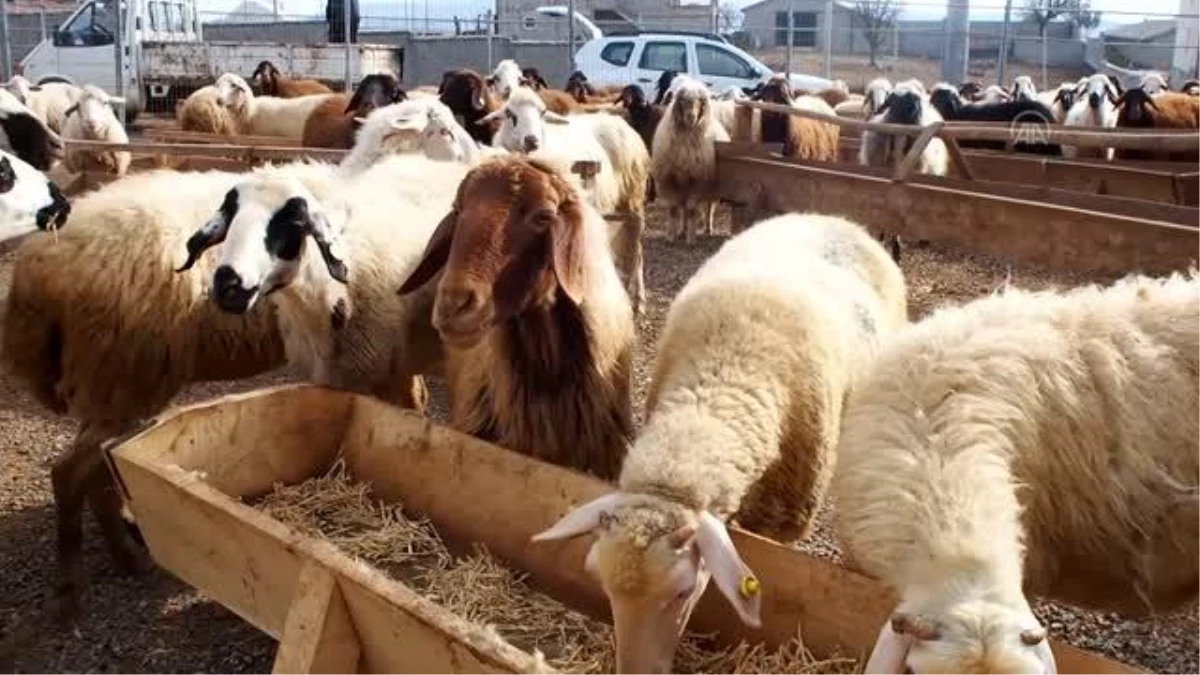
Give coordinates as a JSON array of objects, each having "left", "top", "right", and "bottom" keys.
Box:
[{"left": 19, "top": 0, "right": 401, "bottom": 118}]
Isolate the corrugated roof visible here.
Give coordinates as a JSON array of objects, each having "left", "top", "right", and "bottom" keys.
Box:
[{"left": 1104, "top": 19, "right": 1175, "bottom": 43}]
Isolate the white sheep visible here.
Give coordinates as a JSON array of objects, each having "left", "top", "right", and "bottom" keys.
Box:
[
  {"left": 1063, "top": 73, "right": 1119, "bottom": 159},
  {"left": 532, "top": 211, "right": 908, "bottom": 674},
  {"left": 62, "top": 85, "right": 131, "bottom": 177},
  {"left": 859, "top": 81, "right": 949, "bottom": 177},
  {"left": 487, "top": 58, "right": 523, "bottom": 100},
  {"left": 341, "top": 98, "right": 502, "bottom": 172},
  {"left": 177, "top": 83, "right": 241, "bottom": 135},
  {"left": 1139, "top": 72, "right": 1169, "bottom": 94},
  {"left": 863, "top": 77, "right": 894, "bottom": 117},
  {"left": 1036, "top": 81, "right": 1078, "bottom": 123},
  {"left": 838, "top": 271, "right": 1199, "bottom": 675},
  {"left": 479, "top": 86, "right": 650, "bottom": 315},
  {"left": 651, "top": 78, "right": 729, "bottom": 245},
  {"left": 178, "top": 153, "right": 468, "bottom": 407},
  {"left": 0, "top": 147, "right": 70, "bottom": 240},
  {"left": 6, "top": 75, "right": 83, "bottom": 134},
  {"left": 214, "top": 72, "right": 336, "bottom": 140},
  {"left": 1010, "top": 75, "right": 1037, "bottom": 101}
]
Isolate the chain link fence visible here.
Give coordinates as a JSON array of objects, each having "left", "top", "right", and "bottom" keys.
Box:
[{"left": 0, "top": 0, "right": 1193, "bottom": 117}]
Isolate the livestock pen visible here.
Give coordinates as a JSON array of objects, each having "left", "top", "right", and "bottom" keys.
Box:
[{"left": 0, "top": 104, "right": 1196, "bottom": 673}]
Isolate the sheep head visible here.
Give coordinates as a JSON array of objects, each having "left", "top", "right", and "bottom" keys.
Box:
[
  {"left": 1010, "top": 76, "right": 1036, "bottom": 101},
  {"left": 438, "top": 69, "right": 492, "bottom": 115},
  {"left": 616, "top": 85, "right": 648, "bottom": 111},
  {"left": 531, "top": 492, "right": 762, "bottom": 674},
  {"left": 250, "top": 60, "right": 281, "bottom": 95},
  {"left": 669, "top": 82, "right": 711, "bottom": 130},
  {"left": 397, "top": 156, "right": 587, "bottom": 348},
  {"left": 0, "top": 149, "right": 70, "bottom": 239},
  {"left": 345, "top": 73, "right": 406, "bottom": 119},
  {"left": 66, "top": 85, "right": 124, "bottom": 138},
  {"left": 478, "top": 87, "right": 569, "bottom": 153},
  {"left": 865, "top": 77, "right": 894, "bottom": 115},
  {"left": 488, "top": 59, "right": 523, "bottom": 100},
  {"left": 865, "top": 601, "right": 1056, "bottom": 675},
  {"left": 177, "top": 177, "right": 348, "bottom": 316},
  {"left": 1081, "top": 74, "right": 1119, "bottom": 110},
  {"left": 756, "top": 76, "right": 794, "bottom": 105},
  {"left": 1115, "top": 87, "right": 1158, "bottom": 126},
  {"left": 0, "top": 88, "right": 63, "bottom": 170},
  {"left": 215, "top": 73, "right": 253, "bottom": 113}
]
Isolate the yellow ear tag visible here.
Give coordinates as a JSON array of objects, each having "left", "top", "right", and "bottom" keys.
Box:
[{"left": 739, "top": 576, "right": 760, "bottom": 599}]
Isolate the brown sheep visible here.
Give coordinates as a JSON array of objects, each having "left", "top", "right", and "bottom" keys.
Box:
[
  {"left": 754, "top": 77, "right": 840, "bottom": 161},
  {"left": 438, "top": 68, "right": 500, "bottom": 145},
  {"left": 176, "top": 84, "right": 240, "bottom": 135},
  {"left": 565, "top": 70, "right": 624, "bottom": 104},
  {"left": 520, "top": 66, "right": 549, "bottom": 90},
  {"left": 808, "top": 86, "right": 851, "bottom": 108},
  {"left": 301, "top": 73, "right": 407, "bottom": 148},
  {"left": 611, "top": 84, "right": 664, "bottom": 152},
  {"left": 527, "top": 83, "right": 579, "bottom": 115},
  {"left": 1114, "top": 88, "right": 1200, "bottom": 161},
  {"left": 250, "top": 60, "right": 334, "bottom": 97},
  {"left": 397, "top": 156, "right": 635, "bottom": 481}
]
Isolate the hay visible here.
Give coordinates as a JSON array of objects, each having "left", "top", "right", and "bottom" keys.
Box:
[{"left": 249, "top": 461, "right": 860, "bottom": 674}]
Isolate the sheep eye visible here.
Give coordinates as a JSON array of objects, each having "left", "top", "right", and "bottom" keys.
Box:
[
  {"left": 440, "top": 128, "right": 451, "bottom": 137},
  {"left": 530, "top": 210, "right": 555, "bottom": 230},
  {"left": 506, "top": 111, "right": 516, "bottom": 123}
]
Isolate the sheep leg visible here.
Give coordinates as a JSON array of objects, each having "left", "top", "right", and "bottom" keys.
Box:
[
  {"left": 619, "top": 211, "right": 647, "bottom": 317},
  {"left": 703, "top": 201, "right": 716, "bottom": 236},
  {"left": 681, "top": 203, "right": 696, "bottom": 245},
  {"left": 49, "top": 425, "right": 109, "bottom": 622},
  {"left": 669, "top": 205, "right": 686, "bottom": 242},
  {"left": 85, "top": 465, "right": 151, "bottom": 577}
]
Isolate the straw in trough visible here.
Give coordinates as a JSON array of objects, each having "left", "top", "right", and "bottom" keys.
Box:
[{"left": 249, "top": 460, "right": 860, "bottom": 674}]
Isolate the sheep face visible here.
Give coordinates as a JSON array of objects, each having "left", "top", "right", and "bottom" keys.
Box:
[
  {"left": 480, "top": 89, "right": 569, "bottom": 153},
  {"left": 397, "top": 157, "right": 585, "bottom": 348},
  {"left": 617, "top": 85, "right": 649, "bottom": 111},
  {"left": 531, "top": 493, "right": 762, "bottom": 674},
  {"left": 1081, "top": 74, "right": 1118, "bottom": 110},
  {"left": 177, "top": 178, "right": 347, "bottom": 314},
  {"left": 1011, "top": 76, "right": 1036, "bottom": 101},
  {"left": 438, "top": 69, "right": 490, "bottom": 114},
  {"left": 0, "top": 89, "right": 62, "bottom": 171},
  {"left": 250, "top": 61, "right": 280, "bottom": 95},
  {"left": 1052, "top": 84, "right": 1077, "bottom": 113},
  {"left": 865, "top": 603, "right": 1056, "bottom": 675},
  {"left": 215, "top": 73, "right": 253, "bottom": 113},
  {"left": 865, "top": 78, "right": 894, "bottom": 115},
  {"left": 670, "top": 84, "right": 712, "bottom": 130},
  {"left": 928, "top": 86, "right": 960, "bottom": 120},
  {"left": 70, "top": 86, "right": 123, "bottom": 138},
  {"left": 1139, "top": 72, "right": 1168, "bottom": 95},
  {"left": 0, "top": 150, "right": 69, "bottom": 239},
  {"left": 345, "top": 73, "right": 406, "bottom": 120},
  {"left": 1115, "top": 88, "right": 1158, "bottom": 126},
  {"left": 487, "top": 60, "right": 523, "bottom": 100},
  {"left": 879, "top": 90, "right": 923, "bottom": 126},
  {"left": 756, "top": 77, "right": 793, "bottom": 105}
]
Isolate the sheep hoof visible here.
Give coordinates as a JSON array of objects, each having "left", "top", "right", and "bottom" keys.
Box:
[
  {"left": 49, "top": 583, "right": 81, "bottom": 626},
  {"left": 110, "top": 541, "right": 153, "bottom": 577}
]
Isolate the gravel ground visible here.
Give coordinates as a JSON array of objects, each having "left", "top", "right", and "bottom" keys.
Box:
[{"left": 0, "top": 205, "right": 1194, "bottom": 673}]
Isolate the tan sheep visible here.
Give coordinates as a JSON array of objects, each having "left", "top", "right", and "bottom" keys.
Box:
[
  {"left": 651, "top": 79, "right": 729, "bottom": 244},
  {"left": 837, "top": 270, "right": 1199, "bottom": 674},
  {"left": 533, "top": 212, "right": 908, "bottom": 673},
  {"left": 176, "top": 83, "right": 241, "bottom": 136},
  {"left": 61, "top": 85, "right": 131, "bottom": 176}
]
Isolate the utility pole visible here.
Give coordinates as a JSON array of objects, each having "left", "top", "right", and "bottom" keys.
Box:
[
  {"left": 0, "top": 0, "right": 12, "bottom": 81},
  {"left": 941, "top": 0, "right": 969, "bottom": 85},
  {"left": 711, "top": 0, "right": 718, "bottom": 33},
  {"left": 998, "top": 0, "right": 1013, "bottom": 85},
  {"left": 823, "top": 0, "right": 833, "bottom": 78},
  {"left": 567, "top": 0, "right": 576, "bottom": 74},
  {"left": 786, "top": 0, "right": 795, "bottom": 78}
]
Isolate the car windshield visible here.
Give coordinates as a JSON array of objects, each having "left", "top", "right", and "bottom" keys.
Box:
[{"left": 63, "top": 0, "right": 117, "bottom": 33}]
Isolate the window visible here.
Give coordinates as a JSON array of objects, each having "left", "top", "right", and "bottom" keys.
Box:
[
  {"left": 147, "top": 1, "right": 162, "bottom": 30},
  {"left": 166, "top": 3, "right": 185, "bottom": 31},
  {"left": 696, "top": 44, "right": 753, "bottom": 79},
  {"left": 522, "top": 15, "right": 535, "bottom": 30},
  {"left": 774, "top": 11, "right": 817, "bottom": 48},
  {"left": 600, "top": 41, "right": 633, "bottom": 66},
  {"left": 638, "top": 41, "right": 687, "bottom": 72},
  {"left": 56, "top": 0, "right": 116, "bottom": 46}
]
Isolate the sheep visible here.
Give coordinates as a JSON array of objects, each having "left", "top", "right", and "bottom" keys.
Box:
[
  {"left": 438, "top": 68, "right": 501, "bottom": 145},
  {"left": 1062, "top": 73, "right": 1120, "bottom": 159},
  {"left": 1180, "top": 79, "right": 1200, "bottom": 96},
  {"left": 341, "top": 98, "right": 503, "bottom": 172},
  {"left": 0, "top": 88, "right": 64, "bottom": 171},
  {"left": 214, "top": 72, "right": 336, "bottom": 140},
  {"left": 863, "top": 77, "right": 894, "bottom": 116},
  {"left": 176, "top": 84, "right": 241, "bottom": 136},
  {"left": 895, "top": 78, "right": 928, "bottom": 97},
  {"left": 611, "top": 85, "right": 664, "bottom": 151},
  {"left": 652, "top": 79, "right": 729, "bottom": 244},
  {"left": 397, "top": 155, "right": 635, "bottom": 481},
  {"left": 1, "top": 165, "right": 297, "bottom": 618},
  {"left": 531, "top": 211, "right": 908, "bottom": 674},
  {"left": 860, "top": 82, "right": 949, "bottom": 177},
  {"left": 249, "top": 60, "right": 334, "bottom": 97},
  {"left": 521, "top": 67, "right": 550, "bottom": 90},
  {"left": 178, "top": 154, "right": 469, "bottom": 409},
  {"left": 958, "top": 80, "right": 984, "bottom": 101},
  {"left": 832, "top": 94, "right": 868, "bottom": 117},
  {"left": 487, "top": 58, "right": 524, "bottom": 99},
  {"left": 6, "top": 75, "right": 82, "bottom": 134},
  {"left": 1010, "top": 75, "right": 1037, "bottom": 101},
  {"left": 981, "top": 84, "right": 1013, "bottom": 102},
  {"left": 837, "top": 271, "right": 1199, "bottom": 674},
  {"left": 1035, "top": 82, "right": 1078, "bottom": 123},
  {"left": 653, "top": 70, "right": 681, "bottom": 105},
  {"left": 565, "top": 70, "right": 624, "bottom": 103},
  {"left": 929, "top": 83, "right": 1063, "bottom": 156},
  {"left": 1114, "top": 88, "right": 1200, "bottom": 161},
  {"left": 0, "top": 147, "right": 70, "bottom": 240},
  {"left": 748, "top": 77, "right": 839, "bottom": 161},
  {"left": 61, "top": 85, "right": 131, "bottom": 177},
  {"left": 480, "top": 86, "right": 650, "bottom": 316},
  {"left": 300, "top": 73, "right": 407, "bottom": 149},
  {"left": 1138, "top": 71, "right": 1169, "bottom": 95}
]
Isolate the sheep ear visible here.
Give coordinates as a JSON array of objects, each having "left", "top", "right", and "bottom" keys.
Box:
[
  {"left": 63, "top": 103, "right": 78, "bottom": 118},
  {"left": 544, "top": 110, "right": 571, "bottom": 124},
  {"left": 398, "top": 210, "right": 456, "bottom": 295},
  {"left": 863, "top": 620, "right": 915, "bottom": 674},
  {"left": 176, "top": 209, "right": 231, "bottom": 273},
  {"left": 890, "top": 612, "right": 941, "bottom": 641},
  {"left": 303, "top": 204, "right": 348, "bottom": 284},
  {"left": 108, "top": 96, "right": 126, "bottom": 106},
  {"left": 530, "top": 492, "right": 636, "bottom": 543},
  {"left": 0, "top": 157, "right": 14, "bottom": 194},
  {"left": 550, "top": 193, "right": 587, "bottom": 304},
  {"left": 477, "top": 109, "right": 504, "bottom": 125},
  {"left": 695, "top": 511, "right": 761, "bottom": 628}
]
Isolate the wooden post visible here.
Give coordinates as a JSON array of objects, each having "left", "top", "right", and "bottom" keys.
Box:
[
  {"left": 893, "top": 122, "right": 943, "bottom": 182},
  {"left": 272, "top": 562, "right": 362, "bottom": 674},
  {"left": 943, "top": 136, "right": 976, "bottom": 180}
]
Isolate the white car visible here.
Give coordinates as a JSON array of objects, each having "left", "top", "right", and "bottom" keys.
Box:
[{"left": 568, "top": 28, "right": 834, "bottom": 101}]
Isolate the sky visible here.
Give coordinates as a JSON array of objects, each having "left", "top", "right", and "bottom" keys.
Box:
[{"left": 201, "top": 0, "right": 1192, "bottom": 33}]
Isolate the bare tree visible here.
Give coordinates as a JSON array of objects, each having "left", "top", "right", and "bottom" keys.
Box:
[
  {"left": 717, "top": 1, "right": 742, "bottom": 34},
  {"left": 1024, "top": 0, "right": 1096, "bottom": 87},
  {"left": 851, "top": 0, "right": 900, "bottom": 68}
]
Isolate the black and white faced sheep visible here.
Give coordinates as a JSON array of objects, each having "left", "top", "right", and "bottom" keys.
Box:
[
  {"left": 0, "top": 88, "right": 63, "bottom": 171},
  {"left": 929, "top": 84, "right": 1062, "bottom": 156}
]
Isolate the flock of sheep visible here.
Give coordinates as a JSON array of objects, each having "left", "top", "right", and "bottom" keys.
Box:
[{"left": 0, "top": 54, "right": 1192, "bottom": 675}]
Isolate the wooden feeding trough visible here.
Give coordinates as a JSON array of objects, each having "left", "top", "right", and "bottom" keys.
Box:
[{"left": 106, "top": 385, "right": 1142, "bottom": 674}]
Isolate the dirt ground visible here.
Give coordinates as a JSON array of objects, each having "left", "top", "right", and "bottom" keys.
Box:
[
  {"left": 0, "top": 205, "right": 1194, "bottom": 673},
  {"left": 748, "top": 50, "right": 1089, "bottom": 94}
]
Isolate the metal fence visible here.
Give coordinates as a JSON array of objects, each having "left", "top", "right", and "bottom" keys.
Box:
[{"left": 0, "top": 0, "right": 1194, "bottom": 116}]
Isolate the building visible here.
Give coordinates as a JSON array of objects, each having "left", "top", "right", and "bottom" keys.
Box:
[
  {"left": 496, "top": 0, "right": 715, "bottom": 41},
  {"left": 1103, "top": 18, "right": 1182, "bottom": 72},
  {"left": 740, "top": 0, "right": 860, "bottom": 52},
  {"left": 1173, "top": 0, "right": 1199, "bottom": 82}
]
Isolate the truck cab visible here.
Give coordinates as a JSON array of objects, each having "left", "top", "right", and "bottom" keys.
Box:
[{"left": 20, "top": 0, "right": 201, "bottom": 114}]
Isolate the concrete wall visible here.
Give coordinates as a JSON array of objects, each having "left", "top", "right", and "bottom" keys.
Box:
[
  {"left": 742, "top": 0, "right": 862, "bottom": 52},
  {"left": 497, "top": 0, "right": 712, "bottom": 41}
]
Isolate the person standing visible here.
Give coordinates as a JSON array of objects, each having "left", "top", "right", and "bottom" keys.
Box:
[{"left": 326, "top": 0, "right": 359, "bottom": 43}]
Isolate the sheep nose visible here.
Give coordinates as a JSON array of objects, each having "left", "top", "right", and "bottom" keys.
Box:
[
  {"left": 523, "top": 135, "right": 540, "bottom": 152},
  {"left": 35, "top": 182, "right": 69, "bottom": 230},
  {"left": 211, "top": 265, "right": 257, "bottom": 314},
  {"left": 1088, "top": 92, "right": 1101, "bottom": 108}
]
